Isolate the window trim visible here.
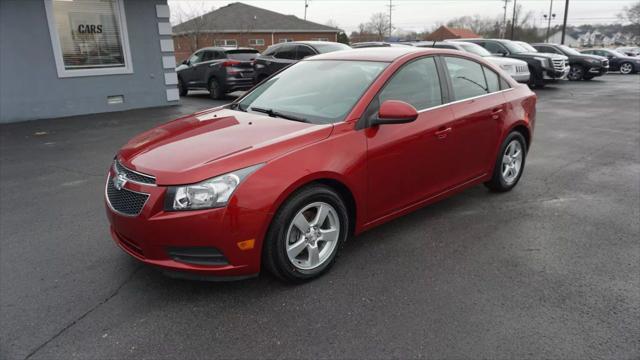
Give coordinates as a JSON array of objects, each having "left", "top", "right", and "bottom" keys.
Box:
[
  {"left": 44, "top": 0, "right": 134, "bottom": 78},
  {"left": 249, "top": 39, "right": 265, "bottom": 46}
]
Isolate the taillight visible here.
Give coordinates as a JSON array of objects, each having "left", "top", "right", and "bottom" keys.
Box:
[{"left": 222, "top": 60, "right": 241, "bottom": 67}]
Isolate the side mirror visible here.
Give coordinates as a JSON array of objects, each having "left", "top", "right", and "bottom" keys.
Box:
[
  {"left": 371, "top": 100, "right": 418, "bottom": 126},
  {"left": 182, "top": 60, "right": 189, "bottom": 65}
]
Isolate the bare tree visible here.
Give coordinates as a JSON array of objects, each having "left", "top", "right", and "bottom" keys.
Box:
[
  {"left": 618, "top": 1, "right": 640, "bottom": 26},
  {"left": 367, "top": 12, "right": 391, "bottom": 41},
  {"left": 172, "top": 1, "right": 216, "bottom": 53}
]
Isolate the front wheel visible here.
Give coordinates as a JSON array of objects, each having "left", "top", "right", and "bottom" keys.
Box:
[
  {"left": 263, "top": 185, "right": 349, "bottom": 283},
  {"left": 485, "top": 132, "right": 527, "bottom": 192},
  {"left": 178, "top": 78, "right": 188, "bottom": 96},
  {"left": 619, "top": 62, "right": 634, "bottom": 74},
  {"left": 567, "top": 65, "right": 584, "bottom": 81}
]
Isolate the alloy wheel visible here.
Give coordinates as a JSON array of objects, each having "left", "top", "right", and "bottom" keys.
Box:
[
  {"left": 501, "top": 140, "right": 523, "bottom": 185},
  {"left": 286, "top": 202, "right": 340, "bottom": 271},
  {"left": 620, "top": 63, "right": 633, "bottom": 74},
  {"left": 568, "top": 66, "right": 583, "bottom": 81}
]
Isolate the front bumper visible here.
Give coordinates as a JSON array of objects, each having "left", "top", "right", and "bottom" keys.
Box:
[
  {"left": 105, "top": 172, "right": 268, "bottom": 279},
  {"left": 588, "top": 65, "right": 609, "bottom": 75},
  {"left": 543, "top": 65, "right": 570, "bottom": 80},
  {"left": 510, "top": 72, "right": 531, "bottom": 83}
]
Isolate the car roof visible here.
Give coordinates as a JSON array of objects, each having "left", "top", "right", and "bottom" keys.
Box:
[
  {"left": 198, "top": 46, "right": 258, "bottom": 52},
  {"left": 309, "top": 47, "right": 443, "bottom": 62}
]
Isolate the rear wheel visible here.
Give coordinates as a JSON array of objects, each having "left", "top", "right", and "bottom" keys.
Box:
[
  {"left": 485, "top": 132, "right": 527, "bottom": 192},
  {"left": 208, "top": 78, "right": 224, "bottom": 100},
  {"left": 568, "top": 65, "right": 584, "bottom": 81},
  {"left": 619, "top": 62, "right": 634, "bottom": 74},
  {"left": 263, "top": 185, "right": 348, "bottom": 283}
]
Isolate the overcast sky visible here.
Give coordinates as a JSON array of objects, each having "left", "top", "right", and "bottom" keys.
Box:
[{"left": 168, "top": 0, "right": 635, "bottom": 33}]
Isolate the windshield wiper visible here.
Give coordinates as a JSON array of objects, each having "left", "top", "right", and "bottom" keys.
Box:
[{"left": 250, "top": 106, "right": 310, "bottom": 123}]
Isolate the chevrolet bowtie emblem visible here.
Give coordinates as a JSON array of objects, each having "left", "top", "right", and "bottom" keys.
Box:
[{"left": 113, "top": 172, "right": 128, "bottom": 190}]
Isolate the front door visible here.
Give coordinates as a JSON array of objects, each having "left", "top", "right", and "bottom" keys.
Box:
[{"left": 365, "top": 56, "right": 456, "bottom": 222}]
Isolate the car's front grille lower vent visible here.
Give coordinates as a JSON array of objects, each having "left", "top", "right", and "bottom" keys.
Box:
[
  {"left": 114, "top": 160, "right": 156, "bottom": 185},
  {"left": 167, "top": 247, "right": 229, "bottom": 266},
  {"left": 106, "top": 174, "right": 149, "bottom": 216}
]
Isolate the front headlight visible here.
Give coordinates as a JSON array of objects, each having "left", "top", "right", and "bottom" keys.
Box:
[
  {"left": 534, "top": 57, "right": 549, "bottom": 67},
  {"left": 165, "top": 164, "right": 263, "bottom": 210},
  {"left": 499, "top": 64, "right": 514, "bottom": 73}
]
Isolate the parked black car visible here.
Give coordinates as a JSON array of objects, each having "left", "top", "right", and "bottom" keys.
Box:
[
  {"left": 253, "top": 41, "right": 350, "bottom": 82},
  {"left": 616, "top": 47, "right": 640, "bottom": 57},
  {"left": 458, "top": 38, "right": 569, "bottom": 87},
  {"left": 532, "top": 43, "right": 609, "bottom": 81},
  {"left": 580, "top": 49, "right": 640, "bottom": 74},
  {"left": 177, "top": 47, "right": 259, "bottom": 99}
]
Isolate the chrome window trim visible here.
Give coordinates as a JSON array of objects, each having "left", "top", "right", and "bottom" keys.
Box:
[
  {"left": 113, "top": 160, "right": 157, "bottom": 187},
  {"left": 105, "top": 174, "right": 150, "bottom": 217},
  {"left": 417, "top": 87, "right": 514, "bottom": 114}
]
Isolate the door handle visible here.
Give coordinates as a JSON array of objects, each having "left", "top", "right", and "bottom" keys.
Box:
[
  {"left": 435, "top": 127, "right": 452, "bottom": 139},
  {"left": 491, "top": 107, "right": 503, "bottom": 119}
]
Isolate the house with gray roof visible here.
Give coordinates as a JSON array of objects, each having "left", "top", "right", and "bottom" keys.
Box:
[{"left": 172, "top": 2, "right": 341, "bottom": 60}]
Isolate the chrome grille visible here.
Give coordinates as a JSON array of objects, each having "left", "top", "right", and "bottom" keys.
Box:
[
  {"left": 114, "top": 160, "right": 155, "bottom": 185},
  {"left": 551, "top": 58, "right": 566, "bottom": 71},
  {"left": 106, "top": 174, "right": 149, "bottom": 216},
  {"left": 516, "top": 65, "right": 529, "bottom": 73}
]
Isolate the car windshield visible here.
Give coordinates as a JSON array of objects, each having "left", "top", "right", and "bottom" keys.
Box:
[
  {"left": 459, "top": 43, "right": 491, "bottom": 57},
  {"left": 559, "top": 45, "right": 581, "bottom": 55},
  {"left": 237, "top": 60, "right": 388, "bottom": 124},
  {"left": 503, "top": 41, "right": 529, "bottom": 54},
  {"left": 226, "top": 50, "right": 259, "bottom": 61},
  {"left": 516, "top": 42, "right": 538, "bottom": 53},
  {"left": 312, "top": 43, "right": 351, "bottom": 53}
]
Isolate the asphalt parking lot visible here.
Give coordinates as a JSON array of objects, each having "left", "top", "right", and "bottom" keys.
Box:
[{"left": 1, "top": 74, "right": 639, "bottom": 359}]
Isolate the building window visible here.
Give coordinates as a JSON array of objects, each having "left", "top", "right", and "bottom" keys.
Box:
[
  {"left": 214, "top": 39, "right": 237, "bottom": 47},
  {"left": 278, "top": 38, "right": 293, "bottom": 43},
  {"left": 249, "top": 39, "right": 265, "bottom": 46},
  {"left": 311, "top": 38, "right": 329, "bottom": 41},
  {"left": 44, "top": 0, "right": 133, "bottom": 78}
]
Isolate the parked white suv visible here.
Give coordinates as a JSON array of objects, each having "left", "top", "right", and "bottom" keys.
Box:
[{"left": 413, "top": 41, "right": 530, "bottom": 83}]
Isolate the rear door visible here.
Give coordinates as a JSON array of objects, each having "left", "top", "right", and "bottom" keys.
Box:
[
  {"left": 441, "top": 56, "right": 505, "bottom": 184},
  {"left": 182, "top": 51, "right": 204, "bottom": 86},
  {"left": 365, "top": 56, "right": 456, "bottom": 221},
  {"left": 192, "top": 50, "right": 215, "bottom": 86}
]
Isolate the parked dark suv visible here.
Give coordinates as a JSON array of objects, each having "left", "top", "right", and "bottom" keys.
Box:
[
  {"left": 532, "top": 43, "right": 609, "bottom": 80},
  {"left": 177, "top": 47, "right": 259, "bottom": 99},
  {"left": 580, "top": 49, "right": 640, "bottom": 75},
  {"left": 459, "top": 38, "right": 569, "bottom": 87},
  {"left": 253, "top": 41, "right": 350, "bottom": 82}
]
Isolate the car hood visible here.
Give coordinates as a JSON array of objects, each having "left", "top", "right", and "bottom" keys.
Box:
[
  {"left": 486, "top": 56, "right": 528, "bottom": 67},
  {"left": 118, "top": 108, "right": 333, "bottom": 185},
  {"left": 517, "top": 52, "right": 564, "bottom": 60}
]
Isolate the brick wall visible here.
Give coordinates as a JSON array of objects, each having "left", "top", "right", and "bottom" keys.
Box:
[{"left": 174, "top": 32, "right": 339, "bottom": 61}]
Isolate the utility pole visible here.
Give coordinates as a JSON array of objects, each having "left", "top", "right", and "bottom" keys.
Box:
[
  {"left": 545, "top": 0, "right": 554, "bottom": 43},
  {"left": 387, "top": 0, "right": 395, "bottom": 38},
  {"left": 304, "top": 0, "right": 309, "bottom": 20},
  {"left": 510, "top": 0, "right": 517, "bottom": 40},
  {"left": 560, "top": 0, "right": 570, "bottom": 44},
  {"left": 502, "top": 0, "right": 510, "bottom": 38}
]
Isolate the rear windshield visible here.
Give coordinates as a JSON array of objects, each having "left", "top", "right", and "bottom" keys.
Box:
[
  {"left": 312, "top": 43, "right": 351, "bottom": 53},
  {"left": 226, "top": 50, "right": 259, "bottom": 61}
]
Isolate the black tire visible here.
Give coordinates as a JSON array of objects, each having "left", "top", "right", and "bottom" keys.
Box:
[
  {"left": 485, "top": 131, "right": 527, "bottom": 192},
  {"left": 208, "top": 78, "right": 224, "bottom": 100},
  {"left": 619, "top": 62, "right": 634, "bottom": 75},
  {"left": 567, "top": 65, "right": 584, "bottom": 81},
  {"left": 263, "top": 184, "right": 349, "bottom": 283},
  {"left": 178, "top": 78, "right": 188, "bottom": 96}
]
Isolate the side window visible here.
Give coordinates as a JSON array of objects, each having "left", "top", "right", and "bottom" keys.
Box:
[
  {"left": 500, "top": 77, "right": 511, "bottom": 90},
  {"left": 275, "top": 45, "right": 296, "bottom": 60},
  {"left": 262, "top": 45, "right": 278, "bottom": 56},
  {"left": 201, "top": 51, "right": 214, "bottom": 62},
  {"left": 484, "top": 42, "right": 506, "bottom": 55},
  {"left": 378, "top": 57, "right": 442, "bottom": 110},
  {"left": 483, "top": 66, "right": 500, "bottom": 93},
  {"left": 542, "top": 46, "right": 560, "bottom": 54},
  {"left": 296, "top": 45, "right": 316, "bottom": 59},
  {"left": 188, "top": 52, "right": 203, "bottom": 64},
  {"left": 444, "top": 57, "right": 488, "bottom": 100}
]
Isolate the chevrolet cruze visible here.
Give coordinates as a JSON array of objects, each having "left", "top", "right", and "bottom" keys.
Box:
[{"left": 105, "top": 47, "right": 536, "bottom": 283}]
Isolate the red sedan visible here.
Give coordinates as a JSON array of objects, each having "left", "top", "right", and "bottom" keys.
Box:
[{"left": 105, "top": 47, "right": 536, "bottom": 282}]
